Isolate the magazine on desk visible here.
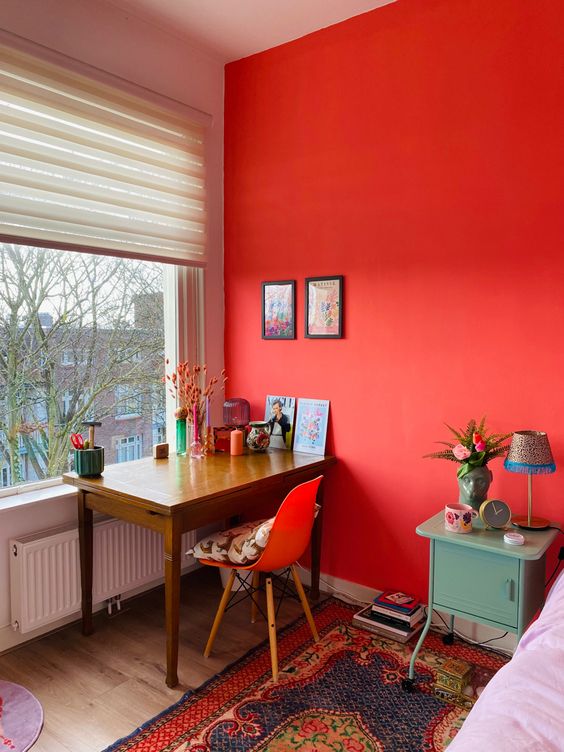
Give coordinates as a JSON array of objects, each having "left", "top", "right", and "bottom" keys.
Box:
[{"left": 264, "top": 395, "right": 296, "bottom": 449}]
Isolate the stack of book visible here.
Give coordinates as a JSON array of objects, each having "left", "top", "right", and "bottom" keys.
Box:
[{"left": 353, "top": 590, "right": 424, "bottom": 643}]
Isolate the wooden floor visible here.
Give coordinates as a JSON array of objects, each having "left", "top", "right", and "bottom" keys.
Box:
[{"left": 0, "top": 567, "right": 307, "bottom": 752}]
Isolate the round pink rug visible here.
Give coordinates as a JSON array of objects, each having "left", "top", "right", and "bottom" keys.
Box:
[{"left": 0, "top": 681, "right": 43, "bottom": 752}]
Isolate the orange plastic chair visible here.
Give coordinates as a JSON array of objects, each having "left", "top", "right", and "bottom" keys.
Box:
[{"left": 200, "top": 475, "right": 323, "bottom": 681}]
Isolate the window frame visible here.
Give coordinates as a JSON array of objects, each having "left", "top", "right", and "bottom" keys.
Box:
[{"left": 0, "top": 262, "right": 203, "bottom": 499}]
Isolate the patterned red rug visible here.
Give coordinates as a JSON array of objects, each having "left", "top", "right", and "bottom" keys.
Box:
[
  {"left": 0, "top": 680, "right": 43, "bottom": 752},
  {"left": 104, "top": 600, "right": 507, "bottom": 752}
]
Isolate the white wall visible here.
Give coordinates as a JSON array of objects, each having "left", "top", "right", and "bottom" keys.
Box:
[{"left": 0, "top": 0, "right": 225, "bottom": 649}]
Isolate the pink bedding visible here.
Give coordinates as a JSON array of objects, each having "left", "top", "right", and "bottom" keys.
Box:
[{"left": 449, "top": 570, "right": 564, "bottom": 752}]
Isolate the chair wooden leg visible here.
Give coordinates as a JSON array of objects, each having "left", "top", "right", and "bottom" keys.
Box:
[
  {"left": 265, "top": 576, "right": 278, "bottom": 682},
  {"left": 291, "top": 565, "right": 319, "bottom": 642},
  {"left": 204, "top": 569, "right": 236, "bottom": 658},
  {"left": 251, "top": 570, "right": 260, "bottom": 623}
]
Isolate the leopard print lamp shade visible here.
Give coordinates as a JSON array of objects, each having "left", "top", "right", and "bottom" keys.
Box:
[{"left": 504, "top": 430, "right": 556, "bottom": 474}]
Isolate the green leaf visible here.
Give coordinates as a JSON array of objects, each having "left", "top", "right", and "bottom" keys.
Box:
[
  {"left": 465, "top": 418, "right": 477, "bottom": 438},
  {"left": 445, "top": 423, "right": 464, "bottom": 442},
  {"left": 423, "top": 450, "right": 460, "bottom": 462},
  {"left": 457, "top": 462, "right": 472, "bottom": 479},
  {"left": 467, "top": 451, "right": 486, "bottom": 466}
]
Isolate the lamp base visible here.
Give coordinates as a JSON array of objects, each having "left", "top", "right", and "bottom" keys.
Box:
[{"left": 511, "top": 515, "right": 550, "bottom": 531}]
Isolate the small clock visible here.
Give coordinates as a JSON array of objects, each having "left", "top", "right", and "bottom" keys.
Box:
[{"left": 479, "top": 498, "right": 512, "bottom": 529}]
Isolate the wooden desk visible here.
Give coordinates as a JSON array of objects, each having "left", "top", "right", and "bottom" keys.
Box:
[{"left": 63, "top": 450, "right": 335, "bottom": 687}]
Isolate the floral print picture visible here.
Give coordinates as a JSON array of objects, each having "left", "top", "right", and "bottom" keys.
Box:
[
  {"left": 305, "top": 276, "right": 343, "bottom": 338},
  {"left": 293, "top": 398, "right": 330, "bottom": 455},
  {"left": 262, "top": 280, "right": 295, "bottom": 339}
]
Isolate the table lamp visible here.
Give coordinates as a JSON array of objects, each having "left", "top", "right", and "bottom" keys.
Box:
[
  {"left": 223, "top": 398, "right": 250, "bottom": 428},
  {"left": 504, "top": 430, "right": 556, "bottom": 530}
]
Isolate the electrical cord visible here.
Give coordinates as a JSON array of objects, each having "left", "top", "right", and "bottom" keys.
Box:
[
  {"left": 544, "top": 538, "right": 564, "bottom": 589},
  {"left": 546, "top": 559, "right": 564, "bottom": 590},
  {"left": 425, "top": 607, "right": 513, "bottom": 657}
]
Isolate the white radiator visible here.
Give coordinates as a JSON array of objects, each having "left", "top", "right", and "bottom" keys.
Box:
[{"left": 9, "top": 518, "right": 197, "bottom": 633}]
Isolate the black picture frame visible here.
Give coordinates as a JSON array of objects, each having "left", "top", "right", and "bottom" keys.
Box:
[
  {"left": 261, "top": 280, "right": 296, "bottom": 339},
  {"left": 305, "top": 275, "right": 344, "bottom": 339}
]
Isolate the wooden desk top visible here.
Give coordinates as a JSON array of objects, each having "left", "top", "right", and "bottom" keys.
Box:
[{"left": 63, "top": 450, "right": 336, "bottom": 515}]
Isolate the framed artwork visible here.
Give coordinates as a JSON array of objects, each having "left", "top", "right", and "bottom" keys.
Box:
[
  {"left": 262, "top": 280, "right": 296, "bottom": 339},
  {"left": 305, "top": 275, "right": 343, "bottom": 338},
  {"left": 264, "top": 395, "right": 296, "bottom": 450},
  {"left": 293, "top": 398, "right": 330, "bottom": 456}
]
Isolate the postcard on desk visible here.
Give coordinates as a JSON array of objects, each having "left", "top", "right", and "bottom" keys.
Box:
[{"left": 293, "top": 398, "right": 329, "bottom": 455}]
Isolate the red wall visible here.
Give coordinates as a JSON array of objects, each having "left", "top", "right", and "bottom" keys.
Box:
[{"left": 224, "top": 0, "right": 564, "bottom": 598}]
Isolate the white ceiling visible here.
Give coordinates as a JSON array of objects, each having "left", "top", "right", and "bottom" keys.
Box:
[{"left": 102, "top": 0, "right": 397, "bottom": 62}]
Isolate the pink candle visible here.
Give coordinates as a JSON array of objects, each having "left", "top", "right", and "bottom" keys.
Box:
[
  {"left": 193, "top": 403, "right": 199, "bottom": 442},
  {"left": 206, "top": 396, "right": 210, "bottom": 428}
]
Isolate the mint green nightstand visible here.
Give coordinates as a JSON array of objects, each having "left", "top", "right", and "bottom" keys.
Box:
[{"left": 402, "top": 512, "right": 557, "bottom": 691}]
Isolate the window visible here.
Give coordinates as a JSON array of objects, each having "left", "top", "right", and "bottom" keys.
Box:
[
  {"left": 116, "top": 435, "right": 143, "bottom": 463},
  {"left": 0, "top": 37, "right": 209, "bottom": 496},
  {"left": 62, "top": 391, "right": 73, "bottom": 417},
  {"left": 0, "top": 242, "right": 168, "bottom": 489},
  {"left": 115, "top": 386, "right": 143, "bottom": 419},
  {"left": 153, "top": 424, "right": 166, "bottom": 446},
  {"left": 61, "top": 349, "right": 86, "bottom": 366}
]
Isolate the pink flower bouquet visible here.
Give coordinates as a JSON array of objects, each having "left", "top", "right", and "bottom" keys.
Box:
[{"left": 425, "top": 417, "right": 512, "bottom": 479}]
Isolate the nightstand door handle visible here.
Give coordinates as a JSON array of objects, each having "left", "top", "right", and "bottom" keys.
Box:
[{"left": 505, "top": 578, "right": 515, "bottom": 601}]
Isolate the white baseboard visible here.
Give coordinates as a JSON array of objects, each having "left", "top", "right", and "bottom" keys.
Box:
[
  {"left": 298, "top": 566, "right": 517, "bottom": 655},
  {"left": 296, "top": 564, "right": 376, "bottom": 605},
  {"left": 0, "top": 560, "right": 200, "bottom": 654},
  {"left": 1, "top": 563, "right": 517, "bottom": 657}
]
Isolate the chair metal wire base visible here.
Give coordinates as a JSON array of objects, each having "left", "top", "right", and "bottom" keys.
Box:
[{"left": 223, "top": 567, "right": 301, "bottom": 624}]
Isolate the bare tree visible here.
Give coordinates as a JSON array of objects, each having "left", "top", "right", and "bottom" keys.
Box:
[{"left": 0, "top": 244, "right": 165, "bottom": 484}]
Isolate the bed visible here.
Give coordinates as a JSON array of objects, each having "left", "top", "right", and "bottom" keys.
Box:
[{"left": 449, "top": 569, "right": 564, "bottom": 751}]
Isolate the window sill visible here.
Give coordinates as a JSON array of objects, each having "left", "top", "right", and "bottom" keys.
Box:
[{"left": 0, "top": 483, "right": 77, "bottom": 513}]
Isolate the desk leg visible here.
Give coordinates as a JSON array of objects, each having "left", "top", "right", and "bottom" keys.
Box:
[
  {"left": 310, "top": 482, "right": 324, "bottom": 600},
  {"left": 403, "top": 540, "right": 435, "bottom": 691},
  {"left": 164, "top": 517, "right": 181, "bottom": 688},
  {"left": 77, "top": 490, "right": 93, "bottom": 636}
]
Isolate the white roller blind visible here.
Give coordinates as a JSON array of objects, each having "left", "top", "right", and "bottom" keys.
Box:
[{"left": 0, "top": 42, "right": 207, "bottom": 265}]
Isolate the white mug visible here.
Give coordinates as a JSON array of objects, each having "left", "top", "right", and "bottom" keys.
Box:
[{"left": 445, "top": 503, "right": 478, "bottom": 534}]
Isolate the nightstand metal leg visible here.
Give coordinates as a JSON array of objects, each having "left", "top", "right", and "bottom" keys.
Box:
[
  {"left": 407, "top": 606, "right": 433, "bottom": 683},
  {"left": 443, "top": 613, "right": 455, "bottom": 645},
  {"left": 405, "top": 541, "right": 435, "bottom": 688}
]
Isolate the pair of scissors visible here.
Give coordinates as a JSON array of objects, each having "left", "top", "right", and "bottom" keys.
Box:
[{"left": 70, "top": 433, "right": 84, "bottom": 449}]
